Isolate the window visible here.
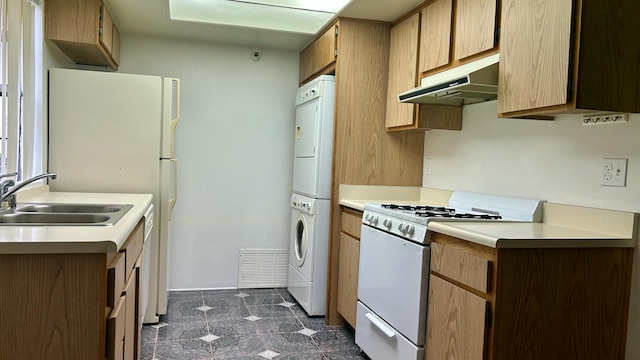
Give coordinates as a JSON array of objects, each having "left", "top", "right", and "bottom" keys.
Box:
[{"left": 0, "top": 0, "right": 43, "bottom": 182}]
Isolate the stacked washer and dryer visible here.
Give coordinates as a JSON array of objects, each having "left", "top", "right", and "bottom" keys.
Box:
[{"left": 288, "top": 75, "right": 335, "bottom": 316}]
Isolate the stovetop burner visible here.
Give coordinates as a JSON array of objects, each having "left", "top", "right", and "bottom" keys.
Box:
[
  {"left": 381, "top": 204, "right": 455, "bottom": 213},
  {"left": 415, "top": 211, "right": 501, "bottom": 219}
]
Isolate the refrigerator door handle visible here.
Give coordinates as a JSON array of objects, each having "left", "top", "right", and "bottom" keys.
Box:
[{"left": 168, "top": 158, "right": 178, "bottom": 220}]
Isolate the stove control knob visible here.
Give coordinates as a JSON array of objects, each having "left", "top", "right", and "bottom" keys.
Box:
[
  {"left": 371, "top": 215, "right": 378, "bottom": 225},
  {"left": 397, "top": 223, "right": 405, "bottom": 232},
  {"left": 404, "top": 224, "right": 414, "bottom": 235},
  {"left": 382, "top": 219, "right": 391, "bottom": 228},
  {"left": 364, "top": 214, "right": 371, "bottom": 222}
]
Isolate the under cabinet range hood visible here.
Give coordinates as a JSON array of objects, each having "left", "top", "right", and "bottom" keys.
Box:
[{"left": 399, "top": 53, "right": 499, "bottom": 106}]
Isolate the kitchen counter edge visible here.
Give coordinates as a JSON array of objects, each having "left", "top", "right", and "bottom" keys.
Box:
[{"left": 0, "top": 192, "right": 152, "bottom": 254}]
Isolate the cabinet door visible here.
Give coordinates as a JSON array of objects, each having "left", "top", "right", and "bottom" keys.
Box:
[
  {"left": 498, "top": 0, "right": 572, "bottom": 114},
  {"left": 99, "top": 4, "right": 114, "bottom": 55},
  {"left": 111, "top": 24, "right": 121, "bottom": 65},
  {"left": 454, "top": 0, "right": 497, "bottom": 61},
  {"left": 427, "top": 275, "right": 487, "bottom": 360},
  {"left": 385, "top": 13, "right": 419, "bottom": 128},
  {"left": 337, "top": 233, "right": 359, "bottom": 327},
  {"left": 419, "top": 0, "right": 453, "bottom": 73},
  {"left": 299, "top": 24, "right": 337, "bottom": 83}
]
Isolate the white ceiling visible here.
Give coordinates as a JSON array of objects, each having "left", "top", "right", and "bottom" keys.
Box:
[{"left": 105, "top": 0, "right": 423, "bottom": 51}]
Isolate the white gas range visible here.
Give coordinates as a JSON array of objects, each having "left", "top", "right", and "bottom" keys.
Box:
[{"left": 355, "top": 191, "right": 544, "bottom": 360}]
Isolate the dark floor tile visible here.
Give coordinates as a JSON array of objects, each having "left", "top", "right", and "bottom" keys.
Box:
[
  {"left": 157, "top": 321, "right": 209, "bottom": 341},
  {"left": 162, "top": 300, "right": 208, "bottom": 324},
  {"left": 242, "top": 293, "right": 287, "bottom": 306},
  {"left": 261, "top": 332, "right": 321, "bottom": 354},
  {"left": 208, "top": 319, "right": 259, "bottom": 337},
  {"left": 247, "top": 304, "right": 297, "bottom": 319},
  {"left": 154, "top": 339, "right": 213, "bottom": 360},
  {"left": 209, "top": 331, "right": 266, "bottom": 358},
  {"left": 141, "top": 325, "right": 157, "bottom": 343},
  {"left": 205, "top": 305, "right": 252, "bottom": 321},
  {"left": 323, "top": 349, "right": 369, "bottom": 360},
  {"left": 203, "top": 291, "right": 247, "bottom": 307},
  {"left": 276, "top": 289, "right": 296, "bottom": 303},
  {"left": 276, "top": 353, "right": 326, "bottom": 360},
  {"left": 140, "top": 341, "right": 155, "bottom": 360},
  {"left": 312, "top": 328, "right": 361, "bottom": 353},
  {"left": 254, "top": 317, "right": 304, "bottom": 334}
]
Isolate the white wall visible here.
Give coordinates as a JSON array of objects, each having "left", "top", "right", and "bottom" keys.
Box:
[
  {"left": 421, "top": 100, "right": 640, "bottom": 359},
  {"left": 118, "top": 35, "right": 299, "bottom": 290}
]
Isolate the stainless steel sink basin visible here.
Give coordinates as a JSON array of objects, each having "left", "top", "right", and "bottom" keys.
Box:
[
  {"left": 0, "top": 213, "right": 111, "bottom": 224},
  {"left": 17, "top": 204, "right": 127, "bottom": 213},
  {"left": 0, "top": 203, "right": 133, "bottom": 226}
]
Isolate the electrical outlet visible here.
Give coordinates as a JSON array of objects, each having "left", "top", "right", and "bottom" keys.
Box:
[
  {"left": 583, "top": 113, "right": 629, "bottom": 125},
  {"left": 424, "top": 158, "right": 432, "bottom": 175},
  {"left": 601, "top": 158, "right": 627, "bottom": 187}
]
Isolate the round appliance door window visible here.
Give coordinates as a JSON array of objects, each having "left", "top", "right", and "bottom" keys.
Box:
[{"left": 294, "top": 214, "right": 308, "bottom": 267}]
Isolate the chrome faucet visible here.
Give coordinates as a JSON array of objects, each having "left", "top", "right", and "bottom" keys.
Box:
[
  {"left": 0, "top": 172, "right": 18, "bottom": 199},
  {"left": 0, "top": 172, "right": 57, "bottom": 210}
]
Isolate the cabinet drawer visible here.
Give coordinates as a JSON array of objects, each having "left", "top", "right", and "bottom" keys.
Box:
[
  {"left": 107, "top": 252, "right": 126, "bottom": 308},
  {"left": 122, "top": 220, "right": 144, "bottom": 279},
  {"left": 341, "top": 210, "right": 362, "bottom": 239},
  {"left": 431, "top": 242, "right": 491, "bottom": 293},
  {"left": 107, "top": 295, "right": 126, "bottom": 360},
  {"left": 124, "top": 268, "right": 137, "bottom": 360}
]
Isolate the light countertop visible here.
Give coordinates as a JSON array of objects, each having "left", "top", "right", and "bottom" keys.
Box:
[
  {"left": 0, "top": 191, "right": 152, "bottom": 254},
  {"left": 339, "top": 185, "right": 638, "bottom": 249}
]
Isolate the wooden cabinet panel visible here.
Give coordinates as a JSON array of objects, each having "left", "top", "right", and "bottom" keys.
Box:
[
  {"left": 454, "top": 0, "right": 497, "bottom": 61},
  {"left": 419, "top": 0, "right": 453, "bottom": 73},
  {"left": 122, "top": 220, "right": 144, "bottom": 279},
  {"left": 386, "top": 13, "right": 419, "bottom": 128},
  {"left": 107, "top": 251, "right": 126, "bottom": 308},
  {"left": 340, "top": 209, "right": 362, "bottom": 239},
  {"left": 299, "top": 25, "right": 337, "bottom": 84},
  {"left": 498, "top": 0, "right": 572, "bottom": 114},
  {"left": 107, "top": 295, "right": 126, "bottom": 360},
  {"left": 123, "top": 266, "right": 137, "bottom": 360},
  {"left": 431, "top": 242, "right": 490, "bottom": 293},
  {"left": 45, "top": 0, "right": 120, "bottom": 69},
  {"left": 427, "top": 275, "right": 487, "bottom": 360},
  {"left": 337, "top": 233, "right": 360, "bottom": 328}
]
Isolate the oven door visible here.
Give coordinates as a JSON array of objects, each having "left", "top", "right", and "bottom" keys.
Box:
[{"left": 357, "top": 225, "right": 430, "bottom": 345}]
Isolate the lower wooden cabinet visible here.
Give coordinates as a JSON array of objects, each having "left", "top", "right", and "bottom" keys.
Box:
[
  {"left": 428, "top": 232, "right": 634, "bottom": 360},
  {"left": 336, "top": 208, "right": 362, "bottom": 327},
  {"left": 0, "top": 219, "right": 145, "bottom": 360}
]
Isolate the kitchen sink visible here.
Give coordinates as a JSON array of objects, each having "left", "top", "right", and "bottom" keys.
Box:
[
  {"left": 0, "top": 203, "right": 133, "bottom": 226},
  {"left": 17, "top": 204, "right": 127, "bottom": 213}
]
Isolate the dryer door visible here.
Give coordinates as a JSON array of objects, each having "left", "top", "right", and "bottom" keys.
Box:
[
  {"left": 294, "top": 213, "right": 308, "bottom": 266},
  {"left": 294, "top": 98, "right": 319, "bottom": 158}
]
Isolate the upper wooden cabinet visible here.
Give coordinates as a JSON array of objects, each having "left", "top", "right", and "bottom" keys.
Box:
[
  {"left": 386, "top": 12, "right": 462, "bottom": 131},
  {"left": 299, "top": 24, "right": 338, "bottom": 84},
  {"left": 45, "top": 0, "right": 121, "bottom": 70},
  {"left": 453, "top": 0, "right": 498, "bottom": 61},
  {"left": 419, "top": 0, "right": 453, "bottom": 73},
  {"left": 498, "top": 0, "right": 640, "bottom": 117}
]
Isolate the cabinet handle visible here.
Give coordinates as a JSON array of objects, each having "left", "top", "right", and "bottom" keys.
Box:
[{"left": 365, "top": 312, "right": 396, "bottom": 339}]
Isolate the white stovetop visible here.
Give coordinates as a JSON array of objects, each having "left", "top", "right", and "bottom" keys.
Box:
[{"left": 0, "top": 189, "right": 152, "bottom": 254}]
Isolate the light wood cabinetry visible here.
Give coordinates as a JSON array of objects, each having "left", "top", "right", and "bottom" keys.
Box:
[
  {"left": 0, "top": 219, "right": 145, "bottom": 359},
  {"left": 336, "top": 209, "right": 362, "bottom": 328},
  {"left": 419, "top": 0, "right": 453, "bottom": 73},
  {"left": 386, "top": 12, "right": 462, "bottom": 131},
  {"left": 453, "top": 0, "right": 498, "bottom": 61},
  {"left": 498, "top": 0, "right": 640, "bottom": 117},
  {"left": 45, "top": 0, "right": 121, "bottom": 70},
  {"left": 299, "top": 25, "right": 338, "bottom": 84},
  {"left": 427, "top": 232, "right": 634, "bottom": 360},
  {"left": 297, "top": 18, "right": 425, "bottom": 325}
]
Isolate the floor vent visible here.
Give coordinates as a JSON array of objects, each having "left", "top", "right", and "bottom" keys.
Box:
[{"left": 238, "top": 249, "right": 288, "bottom": 288}]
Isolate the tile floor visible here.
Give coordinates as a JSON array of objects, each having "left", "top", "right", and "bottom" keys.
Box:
[{"left": 141, "top": 288, "right": 369, "bottom": 360}]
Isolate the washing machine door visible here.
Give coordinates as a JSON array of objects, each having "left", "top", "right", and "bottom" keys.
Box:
[{"left": 294, "top": 213, "right": 308, "bottom": 267}]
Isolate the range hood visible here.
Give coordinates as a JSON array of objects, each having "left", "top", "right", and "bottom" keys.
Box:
[{"left": 398, "top": 53, "right": 499, "bottom": 106}]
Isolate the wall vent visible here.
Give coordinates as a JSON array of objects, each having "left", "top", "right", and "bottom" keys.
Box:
[{"left": 238, "top": 249, "right": 288, "bottom": 289}]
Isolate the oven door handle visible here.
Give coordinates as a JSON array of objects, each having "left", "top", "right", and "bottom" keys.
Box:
[{"left": 365, "top": 312, "right": 396, "bottom": 339}]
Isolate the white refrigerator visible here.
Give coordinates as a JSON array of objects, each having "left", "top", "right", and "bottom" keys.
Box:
[{"left": 47, "top": 68, "right": 179, "bottom": 323}]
